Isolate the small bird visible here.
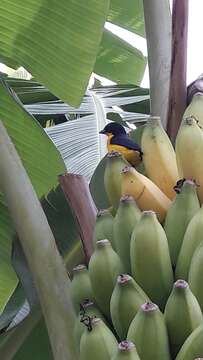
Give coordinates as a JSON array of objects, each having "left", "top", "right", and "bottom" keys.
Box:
[{"left": 99, "top": 122, "right": 143, "bottom": 167}]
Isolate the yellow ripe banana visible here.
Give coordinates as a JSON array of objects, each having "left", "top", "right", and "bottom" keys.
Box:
[
  {"left": 183, "top": 93, "right": 203, "bottom": 127},
  {"left": 175, "top": 116, "right": 203, "bottom": 203},
  {"left": 141, "top": 116, "right": 179, "bottom": 200},
  {"left": 121, "top": 166, "right": 171, "bottom": 223}
]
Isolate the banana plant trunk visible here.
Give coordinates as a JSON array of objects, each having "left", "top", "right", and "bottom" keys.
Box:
[
  {"left": 143, "top": 0, "right": 172, "bottom": 128},
  {"left": 0, "top": 120, "right": 79, "bottom": 360},
  {"left": 166, "top": 0, "right": 189, "bottom": 142}
]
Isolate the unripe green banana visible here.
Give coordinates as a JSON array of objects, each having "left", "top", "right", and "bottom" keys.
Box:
[
  {"left": 127, "top": 302, "right": 171, "bottom": 360},
  {"left": 164, "top": 180, "right": 200, "bottom": 267},
  {"left": 131, "top": 211, "right": 173, "bottom": 310},
  {"left": 176, "top": 205, "right": 203, "bottom": 280},
  {"left": 188, "top": 241, "right": 203, "bottom": 312},
  {"left": 175, "top": 116, "right": 203, "bottom": 202},
  {"left": 80, "top": 317, "right": 118, "bottom": 360},
  {"left": 93, "top": 209, "right": 114, "bottom": 248},
  {"left": 175, "top": 325, "right": 203, "bottom": 360},
  {"left": 104, "top": 151, "right": 129, "bottom": 211},
  {"left": 164, "top": 279, "right": 203, "bottom": 358},
  {"left": 111, "top": 341, "right": 141, "bottom": 360},
  {"left": 113, "top": 195, "right": 141, "bottom": 273},
  {"left": 183, "top": 92, "right": 203, "bottom": 127},
  {"left": 74, "top": 300, "right": 106, "bottom": 347},
  {"left": 89, "top": 239, "right": 124, "bottom": 319},
  {"left": 70, "top": 264, "right": 95, "bottom": 313},
  {"left": 110, "top": 274, "right": 149, "bottom": 340}
]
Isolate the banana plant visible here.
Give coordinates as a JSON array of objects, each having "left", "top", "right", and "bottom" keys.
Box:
[{"left": 0, "top": 0, "right": 173, "bottom": 358}]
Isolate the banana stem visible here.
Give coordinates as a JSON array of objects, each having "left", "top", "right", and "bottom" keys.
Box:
[
  {"left": 143, "top": 0, "right": 172, "bottom": 128},
  {"left": 59, "top": 173, "right": 97, "bottom": 263},
  {"left": 0, "top": 120, "right": 79, "bottom": 360},
  {"left": 166, "top": 0, "right": 189, "bottom": 142}
]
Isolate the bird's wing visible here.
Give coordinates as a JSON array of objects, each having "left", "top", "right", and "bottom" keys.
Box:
[{"left": 110, "top": 135, "right": 143, "bottom": 153}]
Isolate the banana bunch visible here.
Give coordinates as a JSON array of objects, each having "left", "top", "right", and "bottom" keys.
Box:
[{"left": 70, "top": 97, "right": 203, "bottom": 359}]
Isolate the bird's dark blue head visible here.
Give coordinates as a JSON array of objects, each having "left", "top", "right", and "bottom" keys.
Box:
[{"left": 99, "top": 122, "right": 127, "bottom": 136}]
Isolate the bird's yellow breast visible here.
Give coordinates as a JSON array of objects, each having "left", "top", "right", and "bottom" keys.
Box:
[{"left": 107, "top": 134, "right": 141, "bottom": 167}]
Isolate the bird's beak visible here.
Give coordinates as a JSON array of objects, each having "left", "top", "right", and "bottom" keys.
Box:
[{"left": 99, "top": 129, "right": 106, "bottom": 135}]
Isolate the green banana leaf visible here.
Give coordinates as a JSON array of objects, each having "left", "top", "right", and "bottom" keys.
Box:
[
  {"left": 107, "top": 0, "right": 145, "bottom": 36},
  {"left": 0, "top": 285, "right": 26, "bottom": 332},
  {"left": 0, "top": 79, "right": 65, "bottom": 314},
  {"left": 95, "top": 29, "right": 147, "bottom": 85},
  {"left": 0, "top": 0, "right": 110, "bottom": 106},
  {"left": 14, "top": 319, "right": 53, "bottom": 360}
]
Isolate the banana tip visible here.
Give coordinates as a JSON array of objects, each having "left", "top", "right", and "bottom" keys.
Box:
[
  {"left": 120, "top": 195, "right": 135, "bottom": 203},
  {"left": 141, "top": 302, "right": 158, "bottom": 312},
  {"left": 97, "top": 209, "right": 110, "bottom": 217},
  {"left": 121, "top": 166, "right": 133, "bottom": 174},
  {"left": 174, "top": 279, "right": 188, "bottom": 289},
  {"left": 117, "top": 274, "right": 132, "bottom": 285},
  {"left": 96, "top": 239, "right": 111, "bottom": 247},
  {"left": 107, "top": 151, "right": 122, "bottom": 158},
  {"left": 118, "top": 341, "right": 135, "bottom": 352},
  {"left": 72, "top": 264, "right": 86, "bottom": 273}
]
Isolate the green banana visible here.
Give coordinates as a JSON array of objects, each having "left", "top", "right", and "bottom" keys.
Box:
[
  {"left": 110, "top": 274, "right": 149, "bottom": 340},
  {"left": 176, "top": 205, "right": 203, "bottom": 281},
  {"left": 111, "top": 341, "right": 141, "bottom": 360},
  {"left": 104, "top": 151, "right": 129, "bottom": 211},
  {"left": 131, "top": 211, "right": 173, "bottom": 310},
  {"left": 80, "top": 317, "right": 118, "bottom": 360},
  {"left": 70, "top": 264, "right": 95, "bottom": 313},
  {"left": 183, "top": 92, "right": 203, "bottom": 127},
  {"left": 89, "top": 239, "right": 123, "bottom": 319},
  {"left": 164, "top": 279, "right": 203, "bottom": 358},
  {"left": 127, "top": 302, "right": 171, "bottom": 360},
  {"left": 164, "top": 180, "right": 200, "bottom": 267},
  {"left": 113, "top": 195, "right": 141, "bottom": 273},
  {"left": 74, "top": 300, "right": 106, "bottom": 347},
  {"left": 175, "top": 325, "right": 203, "bottom": 360},
  {"left": 93, "top": 209, "right": 114, "bottom": 248},
  {"left": 189, "top": 241, "right": 203, "bottom": 312}
]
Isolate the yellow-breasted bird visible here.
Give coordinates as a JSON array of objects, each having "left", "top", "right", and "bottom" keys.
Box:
[{"left": 100, "top": 122, "right": 143, "bottom": 167}]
